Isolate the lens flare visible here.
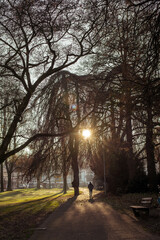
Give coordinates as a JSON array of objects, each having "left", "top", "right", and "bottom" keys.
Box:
[{"left": 71, "top": 104, "right": 77, "bottom": 111}]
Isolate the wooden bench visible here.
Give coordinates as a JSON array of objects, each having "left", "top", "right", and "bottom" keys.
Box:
[{"left": 130, "top": 197, "right": 153, "bottom": 217}]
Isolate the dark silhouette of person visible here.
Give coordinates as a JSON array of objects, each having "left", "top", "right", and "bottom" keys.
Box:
[{"left": 88, "top": 182, "right": 94, "bottom": 199}]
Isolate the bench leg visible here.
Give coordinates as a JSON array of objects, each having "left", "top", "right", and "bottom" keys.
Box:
[
  {"left": 132, "top": 209, "right": 140, "bottom": 217},
  {"left": 144, "top": 208, "right": 149, "bottom": 216},
  {"left": 132, "top": 208, "right": 149, "bottom": 217}
]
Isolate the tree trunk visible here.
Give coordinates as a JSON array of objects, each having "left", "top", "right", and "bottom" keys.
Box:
[
  {"left": 146, "top": 97, "right": 157, "bottom": 191},
  {"left": 70, "top": 136, "right": 79, "bottom": 196},
  {"left": 0, "top": 163, "right": 4, "bottom": 192},
  {"left": 125, "top": 94, "right": 136, "bottom": 182},
  {"left": 17, "top": 172, "right": 20, "bottom": 189},
  {"left": 5, "top": 160, "right": 13, "bottom": 191},
  {"left": 72, "top": 157, "right": 79, "bottom": 196},
  {"left": 63, "top": 154, "right": 68, "bottom": 194},
  {"left": 122, "top": 54, "right": 136, "bottom": 182},
  {"left": 63, "top": 173, "right": 67, "bottom": 194},
  {"left": 0, "top": 92, "right": 32, "bottom": 164},
  {"left": 48, "top": 176, "right": 51, "bottom": 189},
  {"left": 110, "top": 98, "right": 116, "bottom": 140},
  {"left": 37, "top": 175, "right": 41, "bottom": 189},
  {"left": 7, "top": 171, "right": 12, "bottom": 191}
]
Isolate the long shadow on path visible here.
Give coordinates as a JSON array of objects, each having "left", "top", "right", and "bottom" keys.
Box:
[{"left": 29, "top": 192, "right": 160, "bottom": 240}]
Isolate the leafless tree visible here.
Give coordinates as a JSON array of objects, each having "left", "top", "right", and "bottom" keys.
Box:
[
  {"left": 87, "top": 0, "right": 160, "bottom": 191},
  {"left": 0, "top": 0, "right": 107, "bottom": 164}
]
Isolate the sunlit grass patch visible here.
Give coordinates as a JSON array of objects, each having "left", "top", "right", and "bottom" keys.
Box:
[
  {"left": 0, "top": 188, "right": 65, "bottom": 216},
  {"left": 0, "top": 188, "right": 62, "bottom": 205},
  {"left": 0, "top": 188, "right": 74, "bottom": 240}
]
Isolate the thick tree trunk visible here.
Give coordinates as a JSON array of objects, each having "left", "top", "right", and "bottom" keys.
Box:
[
  {"left": 72, "top": 153, "right": 79, "bottom": 196},
  {"left": 70, "top": 137, "right": 79, "bottom": 196},
  {"left": 63, "top": 173, "right": 67, "bottom": 194},
  {"left": 5, "top": 160, "right": 13, "bottom": 191},
  {"left": 0, "top": 92, "right": 32, "bottom": 164},
  {"left": 0, "top": 163, "right": 4, "bottom": 192},
  {"left": 72, "top": 164, "right": 79, "bottom": 196},
  {"left": 146, "top": 98, "right": 157, "bottom": 191}
]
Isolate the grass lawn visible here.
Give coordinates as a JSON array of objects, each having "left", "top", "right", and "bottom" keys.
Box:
[
  {"left": 105, "top": 192, "right": 160, "bottom": 236},
  {"left": 0, "top": 188, "right": 74, "bottom": 240}
]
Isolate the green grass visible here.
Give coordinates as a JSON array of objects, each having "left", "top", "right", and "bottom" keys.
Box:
[
  {"left": 0, "top": 188, "right": 62, "bottom": 204},
  {"left": 0, "top": 188, "right": 74, "bottom": 240}
]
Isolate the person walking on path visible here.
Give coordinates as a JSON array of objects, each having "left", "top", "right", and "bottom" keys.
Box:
[
  {"left": 88, "top": 182, "right": 94, "bottom": 199},
  {"left": 29, "top": 189, "right": 160, "bottom": 240}
]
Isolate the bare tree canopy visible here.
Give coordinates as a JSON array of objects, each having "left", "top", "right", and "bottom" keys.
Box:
[
  {"left": 0, "top": 0, "right": 160, "bottom": 195},
  {"left": 0, "top": 0, "right": 107, "bottom": 163}
]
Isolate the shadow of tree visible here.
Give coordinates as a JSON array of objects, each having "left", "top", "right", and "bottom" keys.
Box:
[
  {"left": 93, "top": 191, "right": 106, "bottom": 202},
  {"left": 0, "top": 193, "right": 76, "bottom": 240},
  {"left": 53, "top": 196, "right": 78, "bottom": 213},
  {"left": 0, "top": 190, "right": 22, "bottom": 199},
  {"left": 0, "top": 191, "right": 65, "bottom": 215}
]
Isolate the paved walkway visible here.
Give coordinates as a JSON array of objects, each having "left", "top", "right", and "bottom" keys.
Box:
[{"left": 29, "top": 189, "right": 160, "bottom": 240}]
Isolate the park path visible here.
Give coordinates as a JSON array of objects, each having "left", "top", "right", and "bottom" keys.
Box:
[{"left": 29, "top": 189, "right": 160, "bottom": 240}]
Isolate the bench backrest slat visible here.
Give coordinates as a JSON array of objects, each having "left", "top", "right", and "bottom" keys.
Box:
[{"left": 140, "top": 197, "right": 152, "bottom": 206}]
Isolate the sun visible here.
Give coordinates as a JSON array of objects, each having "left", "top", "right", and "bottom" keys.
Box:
[{"left": 82, "top": 129, "right": 91, "bottom": 139}]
